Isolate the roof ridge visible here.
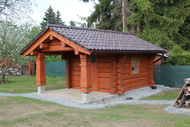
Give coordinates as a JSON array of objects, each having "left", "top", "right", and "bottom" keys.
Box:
[{"left": 47, "top": 24, "right": 133, "bottom": 35}]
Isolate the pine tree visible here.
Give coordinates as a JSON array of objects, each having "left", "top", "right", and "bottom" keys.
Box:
[
  {"left": 55, "top": 11, "right": 65, "bottom": 25},
  {"left": 40, "top": 6, "right": 65, "bottom": 29}
]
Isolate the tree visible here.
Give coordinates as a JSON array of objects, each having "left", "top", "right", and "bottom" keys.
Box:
[
  {"left": 69, "top": 20, "right": 76, "bottom": 27},
  {"left": 86, "top": 0, "right": 123, "bottom": 31},
  {"left": 41, "top": 6, "right": 65, "bottom": 29},
  {"left": 0, "top": 20, "right": 40, "bottom": 81},
  {"left": 55, "top": 11, "right": 65, "bottom": 25},
  {"left": 0, "top": 0, "right": 33, "bottom": 20},
  {"left": 129, "top": 0, "right": 190, "bottom": 50}
]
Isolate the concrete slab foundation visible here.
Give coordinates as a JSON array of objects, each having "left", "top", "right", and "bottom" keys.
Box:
[
  {"left": 43, "top": 88, "right": 111, "bottom": 102},
  {"left": 82, "top": 93, "right": 91, "bottom": 102},
  {"left": 38, "top": 86, "right": 45, "bottom": 94}
]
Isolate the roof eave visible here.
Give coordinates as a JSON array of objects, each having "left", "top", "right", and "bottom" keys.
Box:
[{"left": 90, "top": 50, "right": 166, "bottom": 55}]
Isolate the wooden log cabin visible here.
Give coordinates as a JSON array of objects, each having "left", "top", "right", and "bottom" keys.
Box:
[{"left": 20, "top": 24, "right": 165, "bottom": 101}]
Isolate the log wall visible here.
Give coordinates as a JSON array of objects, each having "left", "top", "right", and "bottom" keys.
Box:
[{"left": 70, "top": 56, "right": 81, "bottom": 89}]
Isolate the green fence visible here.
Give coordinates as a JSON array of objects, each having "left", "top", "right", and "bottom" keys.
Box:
[
  {"left": 154, "top": 65, "right": 190, "bottom": 88},
  {"left": 45, "top": 61, "right": 66, "bottom": 77}
]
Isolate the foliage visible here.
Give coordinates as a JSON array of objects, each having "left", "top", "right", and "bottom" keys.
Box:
[
  {"left": 40, "top": 6, "right": 65, "bottom": 29},
  {"left": 165, "top": 46, "right": 190, "bottom": 65},
  {"left": 0, "top": 0, "right": 34, "bottom": 20},
  {"left": 86, "top": 0, "right": 123, "bottom": 31},
  {"left": 69, "top": 20, "right": 77, "bottom": 27},
  {"left": 84, "top": 0, "right": 190, "bottom": 51},
  {"left": 129, "top": 0, "right": 190, "bottom": 50},
  {"left": 0, "top": 20, "right": 41, "bottom": 80},
  {"left": 45, "top": 56, "right": 63, "bottom": 62}
]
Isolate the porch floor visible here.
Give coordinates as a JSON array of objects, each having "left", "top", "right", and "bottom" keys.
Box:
[{"left": 43, "top": 88, "right": 110, "bottom": 101}]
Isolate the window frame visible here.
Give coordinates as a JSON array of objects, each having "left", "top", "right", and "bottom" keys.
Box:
[{"left": 131, "top": 57, "right": 139, "bottom": 75}]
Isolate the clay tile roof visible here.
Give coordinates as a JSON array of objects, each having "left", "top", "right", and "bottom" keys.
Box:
[
  {"left": 49, "top": 24, "right": 165, "bottom": 52},
  {"left": 20, "top": 24, "right": 165, "bottom": 55}
]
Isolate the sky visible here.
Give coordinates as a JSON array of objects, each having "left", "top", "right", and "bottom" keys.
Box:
[{"left": 30, "top": 0, "right": 96, "bottom": 26}]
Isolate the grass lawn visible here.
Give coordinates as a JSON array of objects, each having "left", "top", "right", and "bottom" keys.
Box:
[
  {"left": 0, "top": 76, "right": 66, "bottom": 93},
  {"left": 0, "top": 96, "right": 189, "bottom": 127},
  {"left": 141, "top": 89, "right": 181, "bottom": 100}
]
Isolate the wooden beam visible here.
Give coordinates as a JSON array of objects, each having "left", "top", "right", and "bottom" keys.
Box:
[
  {"left": 74, "top": 50, "right": 79, "bottom": 55},
  {"left": 80, "top": 54, "right": 92, "bottom": 93},
  {"left": 28, "top": 60, "right": 31, "bottom": 76},
  {"left": 36, "top": 53, "right": 46, "bottom": 86},
  {"left": 39, "top": 43, "right": 50, "bottom": 49},
  {"left": 49, "top": 35, "right": 53, "bottom": 40},
  {"left": 41, "top": 46, "right": 74, "bottom": 52},
  {"left": 22, "top": 30, "right": 90, "bottom": 56},
  {"left": 23, "top": 30, "right": 52, "bottom": 56},
  {"left": 50, "top": 30, "right": 91, "bottom": 55},
  {"left": 62, "top": 42, "right": 65, "bottom": 47},
  {"left": 30, "top": 51, "right": 39, "bottom": 56}
]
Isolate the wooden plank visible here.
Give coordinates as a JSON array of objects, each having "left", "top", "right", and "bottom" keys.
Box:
[
  {"left": 123, "top": 77, "right": 148, "bottom": 85},
  {"left": 98, "top": 63, "right": 111, "bottom": 68},
  {"left": 98, "top": 67, "right": 111, "bottom": 73},
  {"left": 71, "top": 71, "right": 80, "bottom": 76},
  {"left": 71, "top": 76, "right": 80, "bottom": 81},
  {"left": 71, "top": 81, "right": 80, "bottom": 86},
  {"left": 39, "top": 43, "right": 50, "bottom": 49},
  {"left": 124, "top": 81, "right": 148, "bottom": 91},
  {"left": 99, "top": 73, "right": 110, "bottom": 78},
  {"left": 36, "top": 53, "right": 46, "bottom": 86},
  {"left": 28, "top": 60, "right": 31, "bottom": 76},
  {"left": 51, "top": 31, "right": 91, "bottom": 55},
  {"left": 41, "top": 46, "right": 74, "bottom": 52},
  {"left": 110, "top": 56, "right": 115, "bottom": 94},
  {"left": 71, "top": 62, "right": 80, "bottom": 67},
  {"left": 65, "top": 58, "right": 71, "bottom": 88},
  {"left": 71, "top": 67, "right": 80, "bottom": 71}
]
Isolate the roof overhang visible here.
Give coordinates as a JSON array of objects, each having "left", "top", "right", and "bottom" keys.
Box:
[{"left": 20, "top": 28, "right": 91, "bottom": 56}]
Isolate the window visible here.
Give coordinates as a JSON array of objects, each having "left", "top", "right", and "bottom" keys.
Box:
[
  {"left": 131, "top": 57, "right": 139, "bottom": 74},
  {"left": 91, "top": 55, "right": 96, "bottom": 63}
]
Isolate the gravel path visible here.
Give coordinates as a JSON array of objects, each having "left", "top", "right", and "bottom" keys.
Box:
[{"left": 0, "top": 85, "right": 189, "bottom": 116}]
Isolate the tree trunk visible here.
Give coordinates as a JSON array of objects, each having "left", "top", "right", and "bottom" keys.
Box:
[
  {"left": 137, "top": 23, "right": 141, "bottom": 35},
  {"left": 122, "top": 0, "right": 127, "bottom": 32}
]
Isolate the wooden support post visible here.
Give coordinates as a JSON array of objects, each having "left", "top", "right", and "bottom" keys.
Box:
[
  {"left": 28, "top": 60, "right": 31, "bottom": 76},
  {"left": 110, "top": 56, "right": 115, "bottom": 94},
  {"left": 36, "top": 53, "right": 46, "bottom": 86},
  {"left": 32, "top": 60, "right": 35, "bottom": 75},
  {"left": 148, "top": 55, "right": 155, "bottom": 86},
  {"left": 117, "top": 56, "right": 125, "bottom": 94},
  {"left": 62, "top": 55, "right": 71, "bottom": 88},
  {"left": 80, "top": 54, "right": 92, "bottom": 93}
]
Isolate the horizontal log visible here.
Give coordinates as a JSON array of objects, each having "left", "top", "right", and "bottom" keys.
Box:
[
  {"left": 71, "top": 76, "right": 80, "bottom": 81},
  {"left": 41, "top": 46, "right": 74, "bottom": 52},
  {"left": 130, "top": 72, "right": 148, "bottom": 79},
  {"left": 124, "top": 81, "right": 148, "bottom": 91},
  {"left": 99, "top": 73, "right": 110, "bottom": 78},
  {"left": 71, "top": 62, "right": 80, "bottom": 67},
  {"left": 71, "top": 85, "right": 80, "bottom": 89},
  {"left": 117, "top": 63, "right": 130, "bottom": 68},
  {"left": 71, "top": 81, "right": 80, "bottom": 86},
  {"left": 71, "top": 71, "right": 80, "bottom": 76},
  {"left": 98, "top": 89, "right": 110, "bottom": 93},
  {"left": 123, "top": 77, "right": 148, "bottom": 86},
  {"left": 99, "top": 67, "right": 111, "bottom": 73},
  {"left": 39, "top": 43, "right": 50, "bottom": 49},
  {"left": 117, "top": 56, "right": 129, "bottom": 62},
  {"left": 141, "top": 63, "right": 148, "bottom": 68},
  {"left": 71, "top": 67, "right": 80, "bottom": 71},
  {"left": 141, "top": 68, "right": 148, "bottom": 73},
  {"left": 49, "top": 41, "right": 61, "bottom": 46},
  {"left": 99, "top": 63, "right": 111, "bottom": 68}
]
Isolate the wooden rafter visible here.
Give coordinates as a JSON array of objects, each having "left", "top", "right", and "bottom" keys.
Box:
[{"left": 22, "top": 30, "right": 91, "bottom": 56}]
